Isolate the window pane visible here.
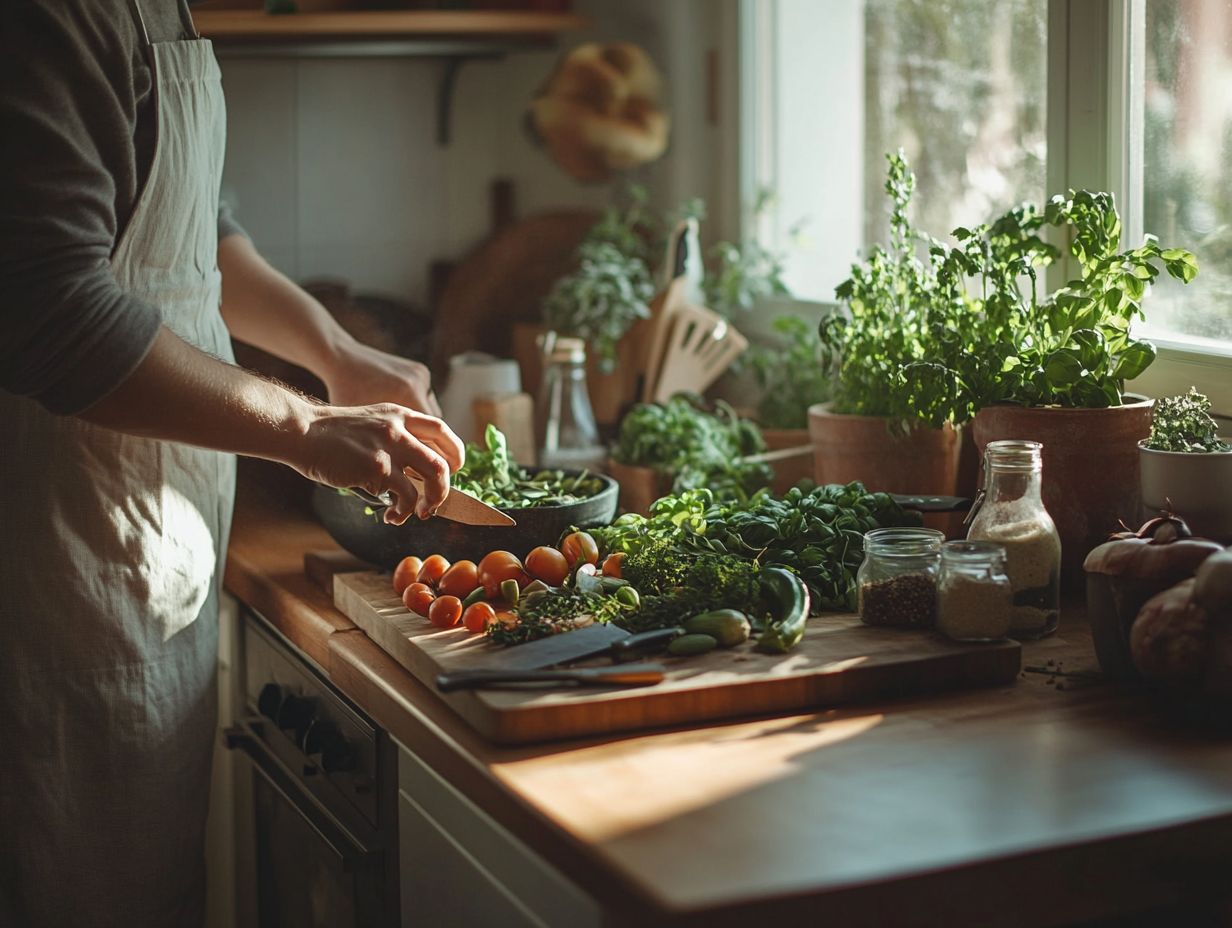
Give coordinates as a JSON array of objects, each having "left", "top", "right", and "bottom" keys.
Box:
[
  {"left": 1143, "top": 0, "right": 1232, "bottom": 343},
  {"left": 863, "top": 0, "right": 1048, "bottom": 250},
  {"left": 767, "top": 0, "right": 1048, "bottom": 301}
]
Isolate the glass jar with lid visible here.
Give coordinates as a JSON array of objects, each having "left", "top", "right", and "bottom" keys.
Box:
[
  {"left": 936, "top": 540, "right": 1013, "bottom": 641},
  {"left": 534, "top": 334, "right": 606, "bottom": 471},
  {"left": 856, "top": 527, "right": 944, "bottom": 628},
  {"left": 966, "top": 439, "right": 1061, "bottom": 638}
]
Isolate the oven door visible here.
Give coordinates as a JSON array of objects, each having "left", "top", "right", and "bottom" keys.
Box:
[{"left": 227, "top": 720, "right": 394, "bottom": 928}]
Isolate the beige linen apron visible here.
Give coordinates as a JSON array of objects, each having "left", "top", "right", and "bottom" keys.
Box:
[{"left": 0, "top": 6, "right": 233, "bottom": 926}]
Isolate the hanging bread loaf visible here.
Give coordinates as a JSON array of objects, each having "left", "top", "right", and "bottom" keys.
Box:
[{"left": 529, "top": 42, "right": 670, "bottom": 183}]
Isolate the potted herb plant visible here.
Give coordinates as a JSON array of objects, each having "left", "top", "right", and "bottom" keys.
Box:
[
  {"left": 809, "top": 152, "right": 971, "bottom": 499},
  {"left": 517, "top": 189, "right": 660, "bottom": 426},
  {"left": 1139, "top": 388, "right": 1232, "bottom": 541},
  {"left": 941, "top": 190, "right": 1200, "bottom": 580}
]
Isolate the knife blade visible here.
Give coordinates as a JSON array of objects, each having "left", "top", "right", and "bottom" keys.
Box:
[
  {"left": 889, "top": 494, "right": 972, "bottom": 513},
  {"left": 436, "top": 663, "right": 666, "bottom": 692},
  {"left": 465, "top": 624, "right": 684, "bottom": 673},
  {"left": 346, "top": 480, "right": 516, "bottom": 527}
]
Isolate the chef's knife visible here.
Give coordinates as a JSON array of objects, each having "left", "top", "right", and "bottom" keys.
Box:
[
  {"left": 462, "top": 623, "right": 684, "bottom": 673},
  {"left": 436, "top": 663, "right": 666, "bottom": 692},
  {"left": 345, "top": 481, "right": 516, "bottom": 527}
]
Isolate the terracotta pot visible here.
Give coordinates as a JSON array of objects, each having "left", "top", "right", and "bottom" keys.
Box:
[
  {"left": 807, "top": 404, "right": 963, "bottom": 497},
  {"left": 1139, "top": 442, "right": 1232, "bottom": 543},
  {"left": 972, "top": 397, "right": 1154, "bottom": 585},
  {"left": 760, "top": 428, "right": 814, "bottom": 495},
  {"left": 511, "top": 321, "right": 648, "bottom": 428},
  {"left": 606, "top": 459, "right": 672, "bottom": 516}
]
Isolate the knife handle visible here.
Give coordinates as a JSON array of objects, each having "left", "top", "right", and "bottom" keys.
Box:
[
  {"left": 610, "top": 627, "right": 685, "bottom": 662},
  {"left": 436, "top": 664, "right": 665, "bottom": 692}
]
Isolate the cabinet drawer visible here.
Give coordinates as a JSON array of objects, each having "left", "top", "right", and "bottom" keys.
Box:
[{"left": 396, "top": 741, "right": 601, "bottom": 928}]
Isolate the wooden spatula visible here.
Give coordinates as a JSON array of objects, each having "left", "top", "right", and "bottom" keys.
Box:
[{"left": 650, "top": 303, "right": 749, "bottom": 402}]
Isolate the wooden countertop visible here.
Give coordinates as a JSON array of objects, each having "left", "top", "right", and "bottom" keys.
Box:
[{"left": 226, "top": 482, "right": 1232, "bottom": 926}]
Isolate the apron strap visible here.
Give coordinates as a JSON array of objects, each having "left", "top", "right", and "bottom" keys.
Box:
[
  {"left": 127, "top": 0, "right": 201, "bottom": 44},
  {"left": 127, "top": 0, "right": 152, "bottom": 49}
]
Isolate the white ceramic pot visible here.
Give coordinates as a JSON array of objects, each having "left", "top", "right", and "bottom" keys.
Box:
[{"left": 1139, "top": 440, "right": 1232, "bottom": 542}]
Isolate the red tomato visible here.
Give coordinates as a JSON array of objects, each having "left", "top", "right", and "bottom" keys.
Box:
[
  {"left": 392, "top": 556, "right": 424, "bottom": 595},
  {"left": 477, "top": 550, "right": 530, "bottom": 599},
  {"left": 428, "top": 595, "right": 463, "bottom": 629},
  {"left": 525, "top": 546, "right": 569, "bottom": 586},
  {"left": 416, "top": 554, "right": 451, "bottom": 588},
  {"left": 462, "top": 601, "right": 497, "bottom": 634},
  {"left": 438, "top": 560, "right": 479, "bottom": 599},
  {"left": 561, "top": 531, "right": 599, "bottom": 569},
  {"left": 600, "top": 552, "right": 625, "bottom": 578},
  {"left": 405, "top": 586, "right": 436, "bottom": 617}
]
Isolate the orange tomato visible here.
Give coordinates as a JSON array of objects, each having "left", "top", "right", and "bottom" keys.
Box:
[
  {"left": 462, "top": 601, "right": 497, "bottom": 634},
  {"left": 477, "top": 550, "right": 530, "bottom": 599},
  {"left": 493, "top": 610, "right": 519, "bottom": 629},
  {"left": 404, "top": 586, "right": 436, "bottom": 617},
  {"left": 392, "top": 556, "right": 424, "bottom": 595},
  {"left": 600, "top": 552, "right": 625, "bottom": 578},
  {"left": 560, "top": 531, "right": 599, "bottom": 569},
  {"left": 437, "top": 560, "right": 479, "bottom": 599},
  {"left": 428, "top": 595, "right": 463, "bottom": 629},
  {"left": 525, "top": 546, "right": 569, "bottom": 586},
  {"left": 416, "top": 554, "right": 451, "bottom": 588}
]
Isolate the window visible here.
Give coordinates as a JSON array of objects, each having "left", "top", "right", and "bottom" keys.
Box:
[
  {"left": 742, "top": 0, "right": 1232, "bottom": 411},
  {"left": 1140, "top": 0, "right": 1232, "bottom": 345}
]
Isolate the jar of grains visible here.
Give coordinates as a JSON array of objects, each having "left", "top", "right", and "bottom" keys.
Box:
[
  {"left": 966, "top": 440, "right": 1061, "bottom": 638},
  {"left": 857, "top": 528, "right": 944, "bottom": 628},
  {"left": 936, "top": 541, "right": 1013, "bottom": 641}
]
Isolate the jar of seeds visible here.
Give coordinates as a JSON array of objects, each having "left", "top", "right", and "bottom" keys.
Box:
[
  {"left": 857, "top": 528, "right": 944, "bottom": 628},
  {"left": 936, "top": 541, "right": 1012, "bottom": 641}
]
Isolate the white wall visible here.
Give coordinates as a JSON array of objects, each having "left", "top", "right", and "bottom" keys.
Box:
[{"left": 217, "top": 0, "right": 737, "bottom": 307}]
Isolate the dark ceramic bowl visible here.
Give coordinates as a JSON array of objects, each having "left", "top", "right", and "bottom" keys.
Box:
[{"left": 312, "top": 472, "right": 619, "bottom": 569}]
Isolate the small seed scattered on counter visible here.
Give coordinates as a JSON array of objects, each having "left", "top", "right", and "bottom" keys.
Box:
[{"left": 859, "top": 574, "right": 937, "bottom": 628}]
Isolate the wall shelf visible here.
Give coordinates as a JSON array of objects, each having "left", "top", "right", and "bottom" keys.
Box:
[{"left": 196, "top": 9, "right": 587, "bottom": 144}]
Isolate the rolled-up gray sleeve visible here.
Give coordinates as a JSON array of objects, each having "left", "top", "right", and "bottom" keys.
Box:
[{"left": 0, "top": 3, "right": 161, "bottom": 415}]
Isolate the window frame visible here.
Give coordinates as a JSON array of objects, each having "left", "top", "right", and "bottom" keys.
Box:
[{"left": 737, "top": 0, "right": 1232, "bottom": 413}]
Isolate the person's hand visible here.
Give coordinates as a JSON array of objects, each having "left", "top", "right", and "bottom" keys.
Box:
[
  {"left": 292, "top": 403, "right": 465, "bottom": 525},
  {"left": 322, "top": 341, "right": 443, "bottom": 418}
]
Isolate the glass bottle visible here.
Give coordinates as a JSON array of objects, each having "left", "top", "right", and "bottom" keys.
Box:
[
  {"left": 535, "top": 334, "right": 605, "bottom": 471},
  {"left": 966, "top": 440, "right": 1061, "bottom": 638},
  {"left": 936, "top": 541, "right": 1013, "bottom": 642},
  {"left": 856, "top": 527, "right": 944, "bottom": 628}
]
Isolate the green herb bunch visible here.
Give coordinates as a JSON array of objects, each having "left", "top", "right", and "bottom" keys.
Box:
[
  {"left": 591, "top": 482, "right": 920, "bottom": 612},
  {"left": 1143, "top": 388, "right": 1230, "bottom": 453},
  {"left": 612, "top": 394, "right": 772, "bottom": 501},
  {"left": 454, "top": 424, "right": 605, "bottom": 508},
  {"left": 940, "top": 190, "right": 1200, "bottom": 410},
  {"left": 823, "top": 151, "right": 971, "bottom": 429},
  {"left": 744, "top": 315, "right": 832, "bottom": 429}
]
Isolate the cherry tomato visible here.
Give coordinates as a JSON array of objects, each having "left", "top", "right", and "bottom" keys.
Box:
[
  {"left": 525, "top": 546, "right": 569, "bottom": 586},
  {"left": 600, "top": 552, "right": 625, "bottom": 579},
  {"left": 478, "top": 550, "right": 530, "bottom": 599},
  {"left": 462, "top": 601, "right": 497, "bottom": 634},
  {"left": 493, "top": 610, "right": 519, "bottom": 629},
  {"left": 392, "top": 556, "right": 424, "bottom": 595},
  {"left": 405, "top": 586, "right": 436, "bottom": 617},
  {"left": 438, "top": 560, "right": 479, "bottom": 599},
  {"left": 401, "top": 581, "right": 432, "bottom": 610},
  {"left": 428, "top": 595, "right": 463, "bottom": 629},
  {"left": 416, "top": 554, "right": 451, "bottom": 588},
  {"left": 560, "top": 531, "right": 599, "bottom": 569}
]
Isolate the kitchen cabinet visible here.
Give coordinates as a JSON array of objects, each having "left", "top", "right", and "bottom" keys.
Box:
[{"left": 397, "top": 740, "right": 601, "bottom": 928}]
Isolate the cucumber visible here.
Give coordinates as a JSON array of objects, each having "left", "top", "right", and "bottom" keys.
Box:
[
  {"left": 756, "top": 567, "right": 811, "bottom": 653},
  {"left": 683, "top": 609, "right": 751, "bottom": 647},
  {"left": 667, "top": 633, "right": 718, "bottom": 657}
]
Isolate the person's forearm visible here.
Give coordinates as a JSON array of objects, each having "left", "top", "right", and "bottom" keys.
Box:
[
  {"left": 80, "top": 325, "right": 311, "bottom": 465},
  {"left": 217, "top": 233, "right": 354, "bottom": 379}
]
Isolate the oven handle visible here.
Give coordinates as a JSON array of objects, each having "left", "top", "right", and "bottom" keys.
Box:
[{"left": 224, "top": 720, "right": 375, "bottom": 868}]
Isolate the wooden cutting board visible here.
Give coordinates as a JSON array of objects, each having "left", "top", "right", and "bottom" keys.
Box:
[{"left": 332, "top": 569, "right": 1023, "bottom": 745}]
